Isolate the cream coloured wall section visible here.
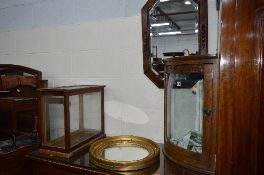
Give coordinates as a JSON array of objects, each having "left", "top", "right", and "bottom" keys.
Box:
[{"left": 0, "top": 15, "right": 164, "bottom": 143}]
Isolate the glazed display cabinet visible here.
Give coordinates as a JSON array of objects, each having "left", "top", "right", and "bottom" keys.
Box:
[
  {"left": 163, "top": 56, "right": 218, "bottom": 174},
  {"left": 37, "top": 85, "right": 105, "bottom": 159}
]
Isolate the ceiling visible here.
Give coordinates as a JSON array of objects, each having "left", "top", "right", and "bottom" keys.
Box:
[{"left": 149, "top": 0, "right": 199, "bottom": 36}]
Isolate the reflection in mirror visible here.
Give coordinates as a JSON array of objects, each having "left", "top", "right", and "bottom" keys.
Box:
[
  {"left": 167, "top": 72, "right": 204, "bottom": 153},
  {"left": 150, "top": 0, "right": 199, "bottom": 78},
  {"left": 142, "top": 0, "right": 211, "bottom": 88},
  {"left": 103, "top": 146, "right": 149, "bottom": 161}
]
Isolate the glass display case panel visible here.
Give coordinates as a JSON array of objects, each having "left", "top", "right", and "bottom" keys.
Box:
[
  {"left": 37, "top": 85, "right": 105, "bottom": 159},
  {"left": 69, "top": 92, "right": 102, "bottom": 148},
  {"left": 42, "top": 96, "right": 65, "bottom": 149},
  {"left": 167, "top": 73, "right": 204, "bottom": 153}
]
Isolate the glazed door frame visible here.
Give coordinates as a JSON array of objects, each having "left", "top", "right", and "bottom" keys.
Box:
[{"left": 164, "top": 59, "right": 218, "bottom": 174}]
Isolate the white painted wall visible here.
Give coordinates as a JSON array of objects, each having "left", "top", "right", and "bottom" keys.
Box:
[
  {"left": 0, "top": 15, "right": 164, "bottom": 142},
  {"left": 0, "top": 0, "right": 218, "bottom": 143}
]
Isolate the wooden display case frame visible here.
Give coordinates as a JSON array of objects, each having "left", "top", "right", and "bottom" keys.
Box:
[{"left": 37, "top": 85, "right": 105, "bottom": 160}]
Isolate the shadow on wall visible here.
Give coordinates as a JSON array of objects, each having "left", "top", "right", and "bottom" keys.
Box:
[{"left": 105, "top": 101, "right": 149, "bottom": 124}]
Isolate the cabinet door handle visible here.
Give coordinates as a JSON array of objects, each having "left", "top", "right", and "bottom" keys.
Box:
[{"left": 204, "top": 109, "right": 212, "bottom": 116}]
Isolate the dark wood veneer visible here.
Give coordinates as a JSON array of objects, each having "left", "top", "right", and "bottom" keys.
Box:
[
  {"left": 255, "top": 8, "right": 264, "bottom": 175},
  {"left": 217, "top": 0, "right": 264, "bottom": 175}
]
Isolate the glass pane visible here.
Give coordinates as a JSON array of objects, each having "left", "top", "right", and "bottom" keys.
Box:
[
  {"left": 69, "top": 92, "right": 102, "bottom": 148},
  {"left": 167, "top": 73, "right": 203, "bottom": 153},
  {"left": 43, "top": 96, "right": 65, "bottom": 149}
]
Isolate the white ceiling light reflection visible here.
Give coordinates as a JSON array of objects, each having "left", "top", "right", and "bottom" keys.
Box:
[
  {"left": 151, "top": 22, "right": 170, "bottom": 27},
  {"left": 185, "top": 0, "right": 191, "bottom": 5},
  {"left": 105, "top": 101, "right": 149, "bottom": 124},
  {"left": 158, "top": 31, "right": 182, "bottom": 35}
]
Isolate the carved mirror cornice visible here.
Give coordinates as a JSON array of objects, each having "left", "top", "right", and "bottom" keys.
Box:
[{"left": 142, "top": 0, "right": 208, "bottom": 88}]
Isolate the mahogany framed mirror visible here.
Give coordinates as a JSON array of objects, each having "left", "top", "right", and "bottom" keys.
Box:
[{"left": 142, "top": 0, "right": 208, "bottom": 88}]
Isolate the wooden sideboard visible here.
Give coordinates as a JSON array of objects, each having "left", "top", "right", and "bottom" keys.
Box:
[{"left": 27, "top": 144, "right": 208, "bottom": 175}]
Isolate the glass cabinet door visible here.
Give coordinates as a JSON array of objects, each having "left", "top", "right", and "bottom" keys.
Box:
[
  {"left": 167, "top": 72, "right": 204, "bottom": 153},
  {"left": 164, "top": 59, "right": 217, "bottom": 173}
]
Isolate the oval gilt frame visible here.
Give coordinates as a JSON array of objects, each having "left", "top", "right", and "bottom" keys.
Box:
[{"left": 89, "top": 135, "right": 160, "bottom": 171}]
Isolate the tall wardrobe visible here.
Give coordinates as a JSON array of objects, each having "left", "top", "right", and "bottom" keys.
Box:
[{"left": 218, "top": 0, "right": 264, "bottom": 175}]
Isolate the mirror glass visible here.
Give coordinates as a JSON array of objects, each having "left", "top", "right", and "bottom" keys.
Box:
[
  {"left": 142, "top": 0, "right": 214, "bottom": 88},
  {"left": 167, "top": 72, "right": 204, "bottom": 153},
  {"left": 149, "top": 0, "right": 199, "bottom": 77},
  {"left": 103, "top": 146, "right": 149, "bottom": 161}
]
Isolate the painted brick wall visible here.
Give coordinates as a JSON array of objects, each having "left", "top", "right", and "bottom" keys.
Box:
[{"left": 0, "top": 0, "right": 218, "bottom": 143}]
